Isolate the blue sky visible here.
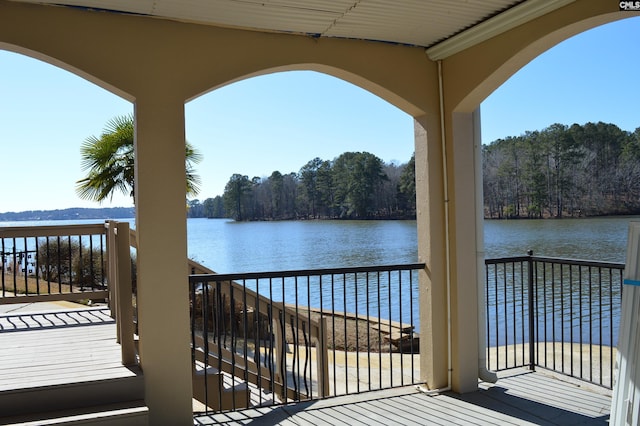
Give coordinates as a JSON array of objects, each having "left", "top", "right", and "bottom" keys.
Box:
[{"left": 0, "top": 16, "right": 638, "bottom": 213}]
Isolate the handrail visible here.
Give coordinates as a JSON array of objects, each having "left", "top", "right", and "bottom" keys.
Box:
[
  {"left": 189, "top": 261, "right": 424, "bottom": 413},
  {"left": 0, "top": 223, "right": 109, "bottom": 304},
  {"left": 195, "top": 263, "right": 426, "bottom": 280},
  {"left": 0, "top": 223, "right": 107, "bottom": 238},
  {"left": 0, "top": 222, "right": 137, "bottom": 367},
  {"left": 486, "top": 253, "right": 625, "bottom": 269},
  {"left": 485, "top": 251, "right": 624, "bottom": 388},
  {"left": 106, "top": 221, "right": 136, "bottom": 366},
  {"left": 188, "top": 258, "right": 329, "bottom": 402}
]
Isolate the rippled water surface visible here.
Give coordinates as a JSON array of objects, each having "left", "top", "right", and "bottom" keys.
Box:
[{"left": 4, "top": 216, "right": 637, "bottom": 339}]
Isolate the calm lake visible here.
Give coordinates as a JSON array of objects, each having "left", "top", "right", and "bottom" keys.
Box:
[
  {"left": 2, "top": 216, "right": 634, "bottom": 267},
  {"left": 188, "top": 216, "right": 634, "bottom": 273},
  {"left": 186, "top": 217, "right": 632, "bottom": 346},
  {"left": 2, "top": 216, "right": 636, "bottom": 345}
]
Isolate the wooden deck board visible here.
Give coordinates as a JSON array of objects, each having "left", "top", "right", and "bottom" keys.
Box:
[
  {"left": 383, "top": 394, "right": 488, "bottom": 425},
  {"left": 491, "top": 371, "right": 611, "bottom": 418},
  {"left": 0, "top": 307, "right": 136, "bottom": 392},
  {"left": 194, "top": 370, "right": 612, "bottom": 425},
  {"left": 337, "top": 401, "right": 396, "bottom": 425},
  {"left": 0, "top": 309, "right": 113, "bottom": 331},
  {"left": 1, "top": 306, "right": 612, "bottom": 425}
]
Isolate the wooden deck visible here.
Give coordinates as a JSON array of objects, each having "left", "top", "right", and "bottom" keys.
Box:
[
  {"left": 0, "top": 304, "right": 612, "bottom": 425},
  {"left": 0, "top": 306, "right": 138, "bottom": 389},
  {"left": 0, "top": 304, "right": 146, "bottom": 424},
  {"left": 194, "top": 369, "right": 612, "bottom": 425}
]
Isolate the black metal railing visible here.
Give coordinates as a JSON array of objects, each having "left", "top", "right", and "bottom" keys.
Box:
[
  {"left": 485, "top": 251, "right": 623, "bottom": 388},
  {"left": 188, "top": 262, "right": 424, "bottom": 414},
  {"left": 0, "top": 224, "right": 109, "bottom": 303}
]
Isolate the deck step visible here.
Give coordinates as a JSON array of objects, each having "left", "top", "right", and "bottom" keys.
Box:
[
  {"left": 0, "top": 367, "right": 144, "bottom": 420},
  {"left": 0, "top": 400, "right": 148, "bottom": 426},
  {"left": 192, "top": 364, "right": 250, "bottom": 412}
]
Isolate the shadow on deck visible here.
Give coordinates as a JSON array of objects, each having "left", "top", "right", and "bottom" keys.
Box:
[
  {"left": 194, "top": 369, "right": 611, "bottom": 425},
  {"left": 0, "top": 304, "right": 147, "bottom": 425},
  {"left": 0, "top": 304, "right": 612, "bottom": 426}
]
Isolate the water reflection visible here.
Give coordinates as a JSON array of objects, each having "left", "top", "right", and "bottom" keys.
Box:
[{"left": 483, "top": 216, "right": 639, "bottom": 262}]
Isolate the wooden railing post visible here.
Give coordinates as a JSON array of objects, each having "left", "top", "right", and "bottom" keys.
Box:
[
  {"left": 106, "top": 221, "right": 117, "bottom": 321},
  {"left": 315, "top": 316, "right": 330, "bottom": 397},
  {"left": 115, "top": 221, "right": 136, "bottom": 366},
  {"left": 273, "top": 309, "right": 285, "bottom": 400}
]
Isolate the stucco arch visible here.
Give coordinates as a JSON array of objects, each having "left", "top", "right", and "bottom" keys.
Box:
[
  {"left": 0, "top": 1, "right": 442, "bottom": 412},
  {"left": 0, "top": 43, "right": 135, "bottom": 103},
  {"left": 188, "top": 62, "right": 432, "bottom": 121},
  {"left": 7, "top": 0, "right": 636, "bottom": 421},
  {"left": 0, "top": 0, "right": 437, "bottom": 119},
  {"left": 447, "top": 6, "right": 639, "bottom": 113},
  {"left": 435, "top": 2, "right": 640, "bottom": 394}
]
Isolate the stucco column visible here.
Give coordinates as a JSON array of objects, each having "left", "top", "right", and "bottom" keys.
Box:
[
  {"left": 414, "top": 115, "right": 449, "bottom": 390},
  {"left": 134, "top": 98, "right": 193, "bottom": 424},
  {"left": 448, "top": 111, "right": 480, "bottom": 392}
]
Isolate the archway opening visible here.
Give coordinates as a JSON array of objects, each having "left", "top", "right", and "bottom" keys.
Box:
[
  {"left": 480, "top": 16, "right": 640, "bottom": 260},
  {"left": 184, "top": 70, "right": 417, "bottom": 272},
  {"left": 476, "top": 16, "right": 640, "bottom": 387},
  {"left": 184, "top": 70, "right": 423, "bottom": 398},
  {"left": 0, "top": 50, "right": 133, "bottom": 217}
]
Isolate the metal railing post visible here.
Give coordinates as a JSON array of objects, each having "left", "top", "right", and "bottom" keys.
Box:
[{"left": 527, "top": 250, "right": 536, "bottom": 371}]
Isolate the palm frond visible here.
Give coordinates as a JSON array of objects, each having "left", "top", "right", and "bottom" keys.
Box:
[{"left": 77, "top": 114, "right": 202, "bottom": 203}]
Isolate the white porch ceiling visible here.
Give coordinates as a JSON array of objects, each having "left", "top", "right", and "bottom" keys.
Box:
[{"left": 9, "top": 0, "right": 575, "bottom": 58}]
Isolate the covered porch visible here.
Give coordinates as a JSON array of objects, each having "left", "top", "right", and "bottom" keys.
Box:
[
  {"left": 0, "top": 222, "right": 620, "bottom": 424},
  {"left": 0, "top": 302, "right": 611, "bottom": 425},
  {"left": 195, "top": 371, "right": 610, "bottom": 426},
  {"left": 0, "top": 305, "right": 147, "bottom": 425},
  {"left": 1, "top": 1, "right": 637, "bottom": 424}
]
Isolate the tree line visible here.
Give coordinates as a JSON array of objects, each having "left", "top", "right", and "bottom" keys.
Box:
[
  {"left": 187, "top": 121, "right": 640, "bottom": 222},
  {"left": 483, "top": 122, "right": 640, "bottom": 218},
  {"left": 188, "top": 151, "right": 416, "bottom": 221}
]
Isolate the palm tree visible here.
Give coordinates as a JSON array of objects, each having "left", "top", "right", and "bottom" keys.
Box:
[{"left": 76, "top": 114, "right": 202, "bottom": 203}]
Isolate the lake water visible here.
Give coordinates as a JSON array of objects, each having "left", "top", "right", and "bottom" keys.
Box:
[
  {"left": 187, "top": 216, "right": 635, "bottom": 272},
  {"left": 483, "top": 216, "right": 633, "bottom": 263},
  {"left": 187, "top": 219, "right": 419, "bottom": 273},
  {"left": 186, "top": 217, "right": 634, "bottom": 344},
  {"left": 3, "top": 216, "right": 635, "bottom": 267},
  {"left": 2, "top": 216, "right": 637, "bottom": 344}
]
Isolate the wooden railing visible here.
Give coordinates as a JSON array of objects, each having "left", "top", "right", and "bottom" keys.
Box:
[
  {"left": 0, "top": 223, "right": 109, "bottom": 303},
  {"left": 188, "top": 259, "right": 329, "bottom": 412},
  {"left": 1, "top": 222, "right": 420, "bottom": 413},
  {"left": 0, "top": 222, "right": 136, "bottom": 366},
  {"left": 105, "top": 221, "right": 136, "bottom": 366}
]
